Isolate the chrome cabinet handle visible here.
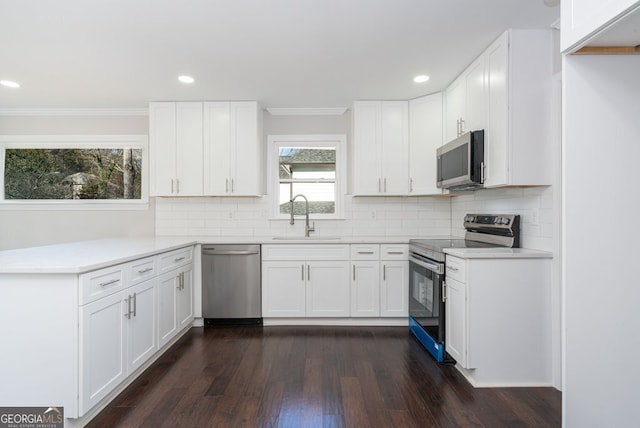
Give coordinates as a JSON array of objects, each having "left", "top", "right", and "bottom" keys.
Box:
[
  {"left": 378, "top": 178, "right": 381, "bottom": 193},
  {"left": 132, "top": 292, "right": 137, "bottom": 317},
  {"left": 357, "top": 251, "right": 374, "bottom": 255},
  {"left": 448, "top": 266, "right": 459, "bottom": 272},
  {"left": 124, "top": 296, "right": 132, "bottom": 319},
  {"left": 383, "top": 264, "right": 386, "bottom": 281},
  {"left": 410, "top": 177, "right": 413, "bottom": 192},
  {"left": 176, "top": 179, "right": 180, "bottom": 194},
  {"left": 442, "top": 282, "right": 447, "bottom": 303},
  {"left": 226, "top": 178, "right": 229, "bottom": 193},
  {"left": 384, "top": 178, "right": 387, "bottom": 192},
  {"left": 301, "top": 264, "right": 304, "bottom": 281},
  {"left": 99, "top": 278, "right": 120, "bottom": 287},
  {"left": 307, "top": 264, "right": 310, "bottom": 281},
  {"left": 174, "top": 256, "right": 186, "bottom": 262},
  {"left": 171, "top": 179, "right": 174, "bottom": 194},
  {"left": 353, "top": 265, "right": 356, "bottom": 281},
  {"left": 387, "top": 251, "right": 404, "bottom": 255},
  {"left": 231, "top": 178, "right": 234, "bottom": 192},
  {"left": 138, "top": 267, "right": 153, "bottom": 274}
]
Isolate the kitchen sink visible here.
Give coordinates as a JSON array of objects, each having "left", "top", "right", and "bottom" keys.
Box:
[{"left": 271, "top": 236, "right": 341, "bottom": 241}]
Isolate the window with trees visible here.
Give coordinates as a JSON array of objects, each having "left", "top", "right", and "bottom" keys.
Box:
[
  {"left": 267, "top": 135, "right": 346, "bottom": 219},
  {"left": 0, "top": 135, "right": 148, "bottom": 207}
]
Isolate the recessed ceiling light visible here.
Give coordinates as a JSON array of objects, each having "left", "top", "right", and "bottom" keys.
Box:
[
  {"left": 178, "top": 75, "right": 195, "bottom": 84},
  {"left": 0, "top": 80, "right": 20, "bottom": 88},
  {"left": 413, "top": 75, "right": 430, "bottom": 83}
]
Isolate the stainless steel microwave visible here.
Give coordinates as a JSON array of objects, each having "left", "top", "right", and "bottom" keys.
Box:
[{"left": 436, "top": 130, "right": 484, "bottom": 190}]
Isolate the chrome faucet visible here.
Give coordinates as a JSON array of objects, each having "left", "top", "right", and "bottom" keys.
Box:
[{"left": 290, "top": 194, "right": 315, "bottom": 237}]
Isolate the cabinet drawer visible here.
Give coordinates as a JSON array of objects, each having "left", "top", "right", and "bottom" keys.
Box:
[
  {"left": 128, "top": 256, "right": 157, "bottom": 285},
  {"left": 80, "top": 265, "right": 126, "bottom": 304},
  {"left": 381, "top": 244, "right": 408, "bottom": 260},
  {"left": 445, "top": 255, "right": 466, "bottom": 283},
  {"left": 262, "top": 244, "right": 350, "bottom": 261},
  {"left": 350, "top": 244, "right": 380, "bottom": 260},
  {"left": 159, "top": 247, "right": 193, "bottom": 272}
]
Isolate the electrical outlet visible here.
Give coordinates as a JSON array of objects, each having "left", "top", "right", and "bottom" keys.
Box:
[
  {"left": 530, "top": 209, "right": 539, "bottom": 225},
  {"left": 370, "top": 210, "right": 376, "bottom": 220},
  {"left": 228, "top": 211, "right": 235, "bottom": 220}
]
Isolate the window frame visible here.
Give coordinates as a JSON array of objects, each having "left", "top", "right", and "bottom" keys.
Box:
[
  {"left": 267, "top": 134, "right": 346, "bottom": 220},
  {"left": 0, "top": 135, "right": 149, "bottom": 210}
]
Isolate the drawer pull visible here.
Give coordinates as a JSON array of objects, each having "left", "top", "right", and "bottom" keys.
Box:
[
  {"left": 174, "top": 256, "right": 186, "bottom": 262},
  {"left": 99, "top": 278, "right": 120, "bottom": 287},
  {"left": 448, "top": 266, "right": 459, "bottom": 272},
  {"left": 357, "top": 251, "right": 375, "bottom": 254},
  {"left": 387, "top": 251, "right": 404, "bottom": 255},
  {"left": 137, "top": 267, "right": 153, "bottom": 274}
]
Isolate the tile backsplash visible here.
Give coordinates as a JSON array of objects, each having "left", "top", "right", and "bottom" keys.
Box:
[
  {"left": 155, "top": 196, "right": 452, "bottom": 238},
  {"left": 156, "top": 186, "right": 556, "bottom": 251}
]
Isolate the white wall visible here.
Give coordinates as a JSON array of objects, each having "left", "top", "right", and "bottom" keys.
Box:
[
  {"left": 0, "top": 114, "right": 155, "bottom": 250},
  {"left": 563, "top": 55, "right": 640, "bottom": 427}
]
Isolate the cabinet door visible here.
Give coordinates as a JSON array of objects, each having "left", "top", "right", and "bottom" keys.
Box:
[
  {"left": 231, "top": 101, "right": 263, "bottom": 195},
  {"left": 485, "top": 32, "right": 509, "bottom": 188},
  {"left": 157, "top": 271, "right": 178, "bottom": 349},
  {"left": 352, "top": 101, "right": 383, "bottom": 195},
  {"left": 561, "top": 0, "right": 640, "bottom": 51},
  {"left": 445, "top": 75, "right": 466, "bottom": 141},
  {"left": 306, "top": 261, "right": 350, "bottom": 317},
  {"left": 350, "top": 261, "right": 380, "bottom": 317},
  {"left": 409, "top": 93, "right": 443, "bottom": 195},
  {"left": 79, "top": 291, "right": 127, "bottom": 414},
  {"left": 177, "top": 266, "right": 194, "bottom": 330},
  {"left": 445, "top": 277, "right": 468, "bottom": 368},
  {"left": 262, "top": 261, "right": 306, "bottom": 317},
  {"left": 380, "top": 101, "right": 409, "bottom": 194},
  {"left": 203, "top": 101, "right": 232, "bottom": 195},
  {"left": 126, "top": 278, "right": 157, "bottom": 374},
  {"left": 380, "top": 261, "right": 408, "bottom": 317},
  {"left": 465, "top": 57, "right": 487, "bottom": 133},
  {"left": 175, "top": 102, "right": 204, "bottom": 195},
  {"left": 149, "top": 102, "right": 177, "bottom": 196}
]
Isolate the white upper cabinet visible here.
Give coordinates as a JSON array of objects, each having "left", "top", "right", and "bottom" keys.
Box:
[
  {"left": 409, "top": 93, "right": 444, "bottom": 195},
  {"left": 484, "top": 30, "right": 554, "bottom": 187},
  {"left": 203, "top": 101, "right": 263, "bottom": 196},
  {"left": 445, "top": 29, "right": 554, "bottom": 188},
  {"left": 444, "top": 58, "right": 486, "bottom": 143},
  {"left": 352, "top": 101, "right": 409, "bottom": 195},
  {"left": 150, "top": 101, "right": 263, "bottom": 197},
  {"left": 149, "top": 102, "right": 203, "bottom": 196},
  {"left": 561, "top": 0, "right": 640, "bottom": 52}
]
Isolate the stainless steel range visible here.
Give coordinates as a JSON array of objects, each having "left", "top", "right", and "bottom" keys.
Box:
[{"left": 408, "top": 214, "right": 520, "bottom": 363}]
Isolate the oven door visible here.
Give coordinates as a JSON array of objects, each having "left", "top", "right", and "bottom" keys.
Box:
[{"left": 408, "top": 252, "right": 445, "bottom": 343}]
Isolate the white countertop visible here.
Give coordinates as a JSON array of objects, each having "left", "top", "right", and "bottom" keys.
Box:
[
  {"left": 444, "top": 247, "right": 553, "bottom": 259},
  {"left": 0, "top": 237, "right": 196, "bottom": 274}
]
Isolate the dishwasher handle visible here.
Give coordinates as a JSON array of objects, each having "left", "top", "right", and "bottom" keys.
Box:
[{"left": 202, "top": 249, "right": 260, "bottom": 256}]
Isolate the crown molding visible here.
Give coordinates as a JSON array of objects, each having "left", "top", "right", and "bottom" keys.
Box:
[
  {"left": 0, "top": 108, "right": 148, "bottom": 116},
  {"left": 265, "top": 107, "right": 348, "bottom": 116}
]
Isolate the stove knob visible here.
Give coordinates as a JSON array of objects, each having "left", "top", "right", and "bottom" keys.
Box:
[
  {"left": 500, "top": 217, "right": 510, "bottom": 225},
  {"left": 466, "top": 215, "right": 475, "bottom": 223}
]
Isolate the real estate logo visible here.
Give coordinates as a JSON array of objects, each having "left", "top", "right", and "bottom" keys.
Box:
[{"left": 0, "top": 407, "right": 63, "bottom": 428}]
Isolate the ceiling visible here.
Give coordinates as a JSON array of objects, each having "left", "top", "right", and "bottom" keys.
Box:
[{"left": 0, "top": 0, "right": 559, "bottom": 110}]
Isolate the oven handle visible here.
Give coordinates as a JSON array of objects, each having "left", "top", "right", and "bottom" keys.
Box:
[{"left": 409, "top": 253, "right": 445, "bottom": 275}]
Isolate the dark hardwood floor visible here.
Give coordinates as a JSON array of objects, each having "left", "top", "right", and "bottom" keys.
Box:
[{"left": 88, "top": 326, "right": 561, "bottom": 427}]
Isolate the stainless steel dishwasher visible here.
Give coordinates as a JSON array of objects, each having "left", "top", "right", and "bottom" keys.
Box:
[{"left": 201, "top": 244, "right": 262, "bottom": 325}]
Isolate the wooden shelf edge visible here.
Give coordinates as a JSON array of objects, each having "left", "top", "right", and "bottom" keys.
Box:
[{"left": 574, "top": 45, "right": 640, "bottom": 55}]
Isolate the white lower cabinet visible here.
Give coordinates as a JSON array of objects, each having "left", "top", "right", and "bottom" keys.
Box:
[
  {"left": 444, "top": 276, "right": 466, "bottom": 366},
  {"left": 80, "top": 276, "right": 158, "bottom": 415},
  {"left": 158, "top": 264, "right": 193, "bottom": 348},
  {"left": 261, "top": 259, "right": 349, "bottom": 317},
  {"left": 444, "top": 254, "right": 552, "bottom": 386},
  {"left": 380, "top": 260, "right": 409, "bottom": 317},
  {"left": 306, "top": 261, "right": 350, "bottom": 317},
  {"left": 351, "top": 260, "right": 381, "bottom": 317}
]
